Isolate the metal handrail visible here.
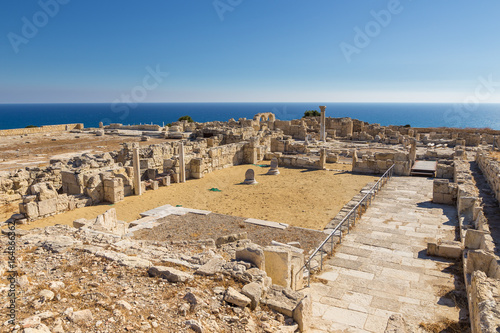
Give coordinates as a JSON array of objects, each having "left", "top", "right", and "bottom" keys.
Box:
[{"left": 299, "top": 164, "right": 395, "bottom": 287}]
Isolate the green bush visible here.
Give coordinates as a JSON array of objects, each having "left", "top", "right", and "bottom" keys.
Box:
[
  {"left": 302, "top": 110, "right": 320, "bottom": 118},
  {"left": 178, "top": 115, "right": 194, "bottom": 123},
  {"left": 25, "top": 125, "right": 38, "bottom": 128}
]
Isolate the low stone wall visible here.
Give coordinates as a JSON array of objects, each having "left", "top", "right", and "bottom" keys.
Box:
[
  {"left": 0, "top": 123, "right": 83, "bottom": 136},
  {"left": 451, "top": 159, "right": 500, "bottom": 332},
  {"left": 436, "top": 163, "right": 454, "bottom": 179},
  {"left": 352, "top": 151, "right": 410, "bottom": 175},
  {"left": 476, "top": 151, "right": 500, "bottom": 202},
  {"left": 432, "top": 179, "right": 457, "bottom": 205}
]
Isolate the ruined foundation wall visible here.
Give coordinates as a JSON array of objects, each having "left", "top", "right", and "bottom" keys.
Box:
[
  {"left": 451, "top": 157, "right": 500, "bottom": 332},
  {"left": 352, "top": 152, "right": 411, "bottom": 176},
  {"left": 0, "top": 123, "right": 84, "bottom": 136},
  {"left": 476, "top": 151, "right": 500, "bottom": 202}
]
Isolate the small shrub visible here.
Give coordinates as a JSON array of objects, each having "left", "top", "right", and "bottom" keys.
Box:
[
  {"left": 302, "top": 110, "right": 320, "bottom": 118},
  {"left": 25, "top": 125, "right": 38, "bottom": 128},
  {"left": 178, "top": 115, "right": 194, "bottom": 123}
]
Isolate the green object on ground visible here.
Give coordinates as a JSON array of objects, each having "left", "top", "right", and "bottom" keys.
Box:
[
  {"left": 209, "top": 188, "right": 222, "bottom": 192},
  {"left": 253, "top": 164, "right": 269, "bottom": 167},
  {"left": 176, "top": 205, "right": 182, "bottom": 207}
]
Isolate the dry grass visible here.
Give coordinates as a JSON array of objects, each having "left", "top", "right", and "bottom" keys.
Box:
[{"left": 419, "top": 319, "right": 462, "bottom": 333}]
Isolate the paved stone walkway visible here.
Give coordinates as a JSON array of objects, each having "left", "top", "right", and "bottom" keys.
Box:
[{"left": 308, "top": 177, "right": 461, "bottom": 332}]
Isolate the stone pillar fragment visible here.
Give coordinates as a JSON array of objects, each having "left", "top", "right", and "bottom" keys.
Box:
[
  {"left": 409, "top": 138, "right": 417, "bottom": 165},
  {"left": 179, "top": 141, "right": 186, "bottom": 183},
  {"left": 319, "top": 148, "right": 326, "bottom": 169},
  {"left": 319, "top": 105, "right": 326, "bottom": 142},
  {"left": 133, "top": 147, "right": 142, "bottom": 196}
]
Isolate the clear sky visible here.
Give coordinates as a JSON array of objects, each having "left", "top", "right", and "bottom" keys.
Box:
[{"left": 1, "top": 0, "right": 500, "bottom": 103}]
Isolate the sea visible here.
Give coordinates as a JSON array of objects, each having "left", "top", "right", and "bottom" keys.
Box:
[{"left": 0, "top": 103, "right": 500, "bottom": 131}]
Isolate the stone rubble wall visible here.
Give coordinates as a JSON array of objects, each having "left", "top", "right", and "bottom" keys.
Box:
[
  {"left": 451, "top": 155, "right": 500, "bottom": 333},
  {"left": 476, "top": 151, "right": 500, "bottom": 202},
  {"left": 352, "top": 151, "right": 411, "bottom": 175},
  {"left": 432, "top": 179, "right": 458, "bottom": 205},
  {"left": 0, "top": 123, "right": 83, "bottom": 136}
]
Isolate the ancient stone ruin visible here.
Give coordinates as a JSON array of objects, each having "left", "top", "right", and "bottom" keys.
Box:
[{"left": 3, "top": 109, "right": 500, "bottom": 332}]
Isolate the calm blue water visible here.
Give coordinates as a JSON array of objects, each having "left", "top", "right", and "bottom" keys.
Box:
[{"left": 0, "top": 103, "right": 499, "bottom": 130}]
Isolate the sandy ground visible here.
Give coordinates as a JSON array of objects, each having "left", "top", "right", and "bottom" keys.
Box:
[
  {"left": 0, "top": 131, "right": 166, "bottom": 171},
  {"left": 16, "top": 163, "right": 377, "bottom": 231}
]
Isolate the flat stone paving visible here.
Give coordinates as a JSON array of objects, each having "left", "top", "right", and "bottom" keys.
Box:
[{"left": 309, "top": 177, "right": 461, "bottom": 332}]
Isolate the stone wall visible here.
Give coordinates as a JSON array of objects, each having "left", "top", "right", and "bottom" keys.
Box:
[
  {"left": 352, "top": 151, "right": 411, "bottom": 175},
  {"left": 0, "top": 123, "right": 83, "bottom": 136},
  {"left": 450, "top": 157, "right": 500, "bottom": 332},
  {"left": 476, "top": 151, "right": 500, "bottom": 202},
  {"left": 432, "top": 179, "right": 457, "bottom": 205}
]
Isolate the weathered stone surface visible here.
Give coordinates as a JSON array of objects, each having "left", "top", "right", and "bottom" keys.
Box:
[
  {"left": 23, "top": 324, "right": 51, "bottom": 333},
  {"left": 241, "top": 282, "right": 262, "bottom": 310},
  {"left": 195, "top": 257, "right": 226, "bottom": 276},
  {"left": 243, "top": 168, "right": 258, "bottom": 185},
  {"left": 262, "top": 285, "right": 303, "bottom": 318},
  {"left": 224, "top": 287, "right": 251, "bottom": 308},
  {"left": 293, "top": 294, "right": 312, "bottom": 332},
  {"left": 70, "top": 309, "right": 93, "bottom": 325},
  {"left": 38, "top": 289, "right": 55, "bottom": 301},
  {"left": 185, "top": 319, "right": 203, "bottom": 333},
  {"left": 235, "top": 244, "right": 265, "bottom": 270},
  {"left": 215, "top": 232, "right": 247, "bottom": 246},
  {"left": 116, "top": 300, "right": 133, "bottom": 311},
  {"left": 148, "top": 266, "right": 194, "bottom": 283},
  {"left": 384, "top": 314, "right": 409, "bottom": 333},
  {"left": 264, "top": 246, "right": 291, "bottom": 288}
]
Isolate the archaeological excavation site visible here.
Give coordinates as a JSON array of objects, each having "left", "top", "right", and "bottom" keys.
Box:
[{"left": 2, "top": 107, "right": 500, "bottom": 332}]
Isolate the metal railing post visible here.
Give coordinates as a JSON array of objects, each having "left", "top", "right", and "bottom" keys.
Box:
[{"left": 299, "top": 164, "right": 394, "bottom": 289}]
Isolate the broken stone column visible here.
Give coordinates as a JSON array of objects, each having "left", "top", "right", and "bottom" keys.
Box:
[
  {"left": 99, "top": 122, "right": 103, "bottom": 128},
  {"left": 243, "top": 169, "right": 258, "bottom": 185},
  {"left": 319, "top": 148, "right": 326, "bottom": 169},
  {"left": 133, "top": 147, "right": 142, "bottom": 196},
  {"left": 352, "top": 149, "right": 358, "bottom": 166},
  {"left": 179, "top": 141, "right": 186, "bottom": 183},
  {"left": 103, "top": 178, "right": 124, "bottom": 203},
  {"left": 409, "top": 138, "right": 417, "bottom": 165},
  {"left": 266, "top": 158, "right": 280, "bottom": 175},
  {"left": 319, "top": 105, "right": 326, "bottom": 142}
]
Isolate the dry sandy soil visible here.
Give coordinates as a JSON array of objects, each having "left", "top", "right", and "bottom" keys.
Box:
[
  {"left": 18, "top": 164, "right": 377, "bottom": 231},
  {"left": 134, "top": 213, "right": 327, "bottom": 254},
  {"left": 0, "top": 131, "right": 166, "bottom": 171}
]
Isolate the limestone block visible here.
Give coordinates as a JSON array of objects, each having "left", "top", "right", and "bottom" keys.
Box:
[
  {"left": 195, "top": 257, "right": 226, "bottom": 276},
  {"left": 56, "top": 194, "right": 69, "bottom": 212},
  {"left": 37, "top": 198, "right": 57, "bottom": 216},
  {"left": 264, "top": 246, "right": 292, "bottom": 288},
  {"left": 236, "top": 243, "right": 265, "bottom": 269},
  {"left": 24, "top": 202, "right": 39, "bottom": 219},
  {"left": 224, "top": 287, "right": 251, "bottom": 308},
  {"left": 242, "top": 282, "right": 263, "bottom": 310},
  {"left": 93, "top": 208, "right": 118, "bottom": 231},
  {"left": 293, "top": 294, "right": 312, "bottom": 332},
  {"left": 148, "top": 266, "right": 194, "bottom": 283},
  {"left": 465, "top": 229, "right": 489, "bottom": 250},
  {"left": 73, "top": 218, "right": 89, "bottom": 229}
]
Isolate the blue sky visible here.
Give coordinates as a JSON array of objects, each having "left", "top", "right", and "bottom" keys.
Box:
[{"left": 1, "top": 0, "right": 499, "bottom": 103}]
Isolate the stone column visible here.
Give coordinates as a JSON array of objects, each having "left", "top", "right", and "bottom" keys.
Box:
[
  {"left": 352, "top": 149, "right": 358, "bottom": 166},
  {"left": 319, "top": 148, "right": 326, "bottom": 169},
  {"left": 133, "top": 147, "right": 142, "bottom": 196},
  {"left": 409, "top": 138, "right": 417, "bottom": 165},
  {"left": 319, "top": 106, "right": 326, "bottom": 142},
  {"left": 179, "top": 141, "right": 186, "bottom": 183}
]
